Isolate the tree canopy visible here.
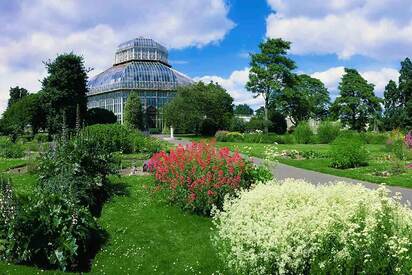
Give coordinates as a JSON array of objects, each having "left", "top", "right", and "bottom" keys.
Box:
[
  {"left": 8, "top": 86, "right": 29, "bottom": 108},
  {"left": 275, "top": 74, "right": 330, "bottom": 125},
  {"left": 41, "top": 53, "right": 88, "bottom": 134},
  {"left": 0, "top": 93, "right": 46, "bottom": 137},
  {"left": 234, "top": 104, "right": 253, "bottom": 116},
  {"left": 164, "top": 81, "right": 233, "bottom": 135},
  {"left": 331, "top": 68, "right": 382, "bottom": 131},
  {"left": 246, "top": 38, "right": 296, "bottom": 133}
]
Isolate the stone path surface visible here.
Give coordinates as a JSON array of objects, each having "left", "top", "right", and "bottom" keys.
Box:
[{"left": 155, "top": 135, "right": 412, "bottom": 204}]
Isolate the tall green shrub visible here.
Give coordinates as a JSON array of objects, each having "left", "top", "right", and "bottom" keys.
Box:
[
  {"left": 317, "top": 121, "right": 341, "bottom": 143},
  {"left": 330, "top": 136, "right": 368, "bottom": 169},
  {"left": 124, "top": 92, "right": 144, "bottom": 130},
  {"left": 293, "top": 121, "right": 314, "bottom": 144}
]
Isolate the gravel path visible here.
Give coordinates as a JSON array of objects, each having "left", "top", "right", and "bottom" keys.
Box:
[{"left": 155, "top": 135, "right": 412, "bottom": 205}]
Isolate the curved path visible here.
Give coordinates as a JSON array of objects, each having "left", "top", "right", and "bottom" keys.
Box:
[{"left": 155, "top": 135, "right": 412, "bottom": 205}]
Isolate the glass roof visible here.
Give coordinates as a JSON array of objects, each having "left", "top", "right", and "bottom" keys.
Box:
[
  {"left": 87, "top": 37, "right": 193, "bottom": 95},
  {"left": 88, "top": 61, "right": 193, "bottom": 95},
  {"left": 114, "top": 37, "right": 169, "bottom": 65}
]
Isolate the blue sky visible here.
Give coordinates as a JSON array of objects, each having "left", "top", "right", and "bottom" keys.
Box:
[{"left": 1, "top": 0, "right": 411, "bottom": 112}]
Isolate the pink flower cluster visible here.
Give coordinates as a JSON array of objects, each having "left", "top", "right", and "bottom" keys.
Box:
[
  {"left": 405, "top": 131, "right": 412, "bottom": 149},
  {"left": 148, "top": 142, "right": 247, "bottom": 215}
]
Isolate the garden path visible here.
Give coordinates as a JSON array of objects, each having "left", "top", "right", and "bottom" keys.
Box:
[{"left": 155, "top": 135, "right": 412, "bottom": 205}]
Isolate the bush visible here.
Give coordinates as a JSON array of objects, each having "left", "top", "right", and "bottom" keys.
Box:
[
  {"left": 33, "top": 133, "right": 49, "bottom": 143},
  {"left": 317, "top": 121, "right": 341, "bottom": 143},
  {"left": 199, "top": 118, "right": 219, "bottom": 136},
  {"left": 330, "top": 136, "right": 368, "bottom": 169},
  {"left": 38, "top": 133, "right": 119, "bottom": 212},
  {"left": 7, "top": 191, "right": 98, "bottom": 271},
  {"left": 80, "top": 124, "right": 133, "bottom": 153},
  {"left": 360, "top": 131, "right": 389, "bottom": 144},
  {"left": 215, "top": 130, "right": 230, "bottom": 142},
  {"left": 292, "top": 121, "right": 314, "bottom": 144},
  {"left": 80, "top": 124, "right": 163, "bottom": 154},
  {"left": 148, "top": 142, "right": 270, "bottom": 215},
  {"left": 213, "top": 179, "right": 412, "bottom": 275},
  {"left": 229, "top": 116, "right": 246, "bottom": 133},
  {"left": 281, "top": 133, "right": 296, "bottom": 144},
  {"left": 215, "top": 131, "right": 284, "bottom": 144},
  {"left": 86, "top": 107, "right": 117, "bottom": 125},
  {"left": 0, "top": 137, "right": 24, "bottom": 158}
]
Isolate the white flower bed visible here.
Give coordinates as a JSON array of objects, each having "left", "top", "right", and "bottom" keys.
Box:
[{"left": 213, "top": 179, "right": 412, "bottom": 274}]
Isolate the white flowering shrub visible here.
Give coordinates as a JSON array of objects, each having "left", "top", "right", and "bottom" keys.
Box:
[{"left": 213, "top": 179, "right": 412, "bottom": 274}]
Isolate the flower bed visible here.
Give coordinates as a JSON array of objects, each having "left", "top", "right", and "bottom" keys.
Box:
[
  {"left": 213, "top": 179, "right": 412, "bottom": 274},
  {"left": 148, "top": 142, "right": 271, "bottom": 215}
]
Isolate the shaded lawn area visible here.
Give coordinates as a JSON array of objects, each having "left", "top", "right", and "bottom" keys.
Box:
[
  {"left": 213, "top": 142, "right": 412, "bottom": 188},
  {"left": 0, "top": 158, "right": 27, "bottom": 172},
  {"left": 1, "top": 174, "right": 226, "bottom": 274}
]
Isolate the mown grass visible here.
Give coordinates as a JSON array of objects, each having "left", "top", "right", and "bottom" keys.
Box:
[
  {"left": 1, "top": 170, "right": 226, "bottom": 274},
  {"left": 213, "top": 141, "right": 412, "bottom": 188}
]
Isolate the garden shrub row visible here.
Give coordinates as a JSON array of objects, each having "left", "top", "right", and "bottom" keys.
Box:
[
  {"left": 148, "top": 141, "right": 272, "bottom": 216},
  {"left": 81, "top": 124, "right": 166, "bottom": 154},
  {"left": 213, "top": 179, "right": 412, "bottom": 274},
  {"left": 215, "top": 126, "right": 390, "bottom": 145}
]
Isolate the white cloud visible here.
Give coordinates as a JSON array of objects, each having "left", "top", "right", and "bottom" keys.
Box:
[
  {"left": 310, "top": 66, "right": 399, "bottom": 98},
  {"left": 0, "top": 0, "right": 234, "bottom": 114},
  {"left": 266, "top": 0, "right": 412, "bottom": 60},
  {"left": 194, "top": 68, "right": 264, "bottom": 109}
]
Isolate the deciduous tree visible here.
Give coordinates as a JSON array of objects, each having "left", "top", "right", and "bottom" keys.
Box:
[
  {"left": 331, "top": 68, "right": 382, "bottom": 131},
  {"left": 246, "top": 38, "right": 296, "bottom": 133}
]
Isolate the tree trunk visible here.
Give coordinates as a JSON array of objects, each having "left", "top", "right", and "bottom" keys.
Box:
[{"left": 264, "top": 97, "right": 269, "bottom": 134}]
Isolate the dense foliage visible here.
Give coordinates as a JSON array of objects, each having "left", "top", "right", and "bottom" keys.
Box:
[
  {"left": 317, "top": 120, "right": 341, "bottom": 143},
  {"left": 0, "top": 93, "right": 46, "bottom": 138},
  {"left": 86, "top": 108, "right": 117, "bottom": 125},
  {"left": 164, "top": 82, "right": 233, "bottom": 135},
  {"left": 148, "top": 142, "right": 272, "bottom": 215},
  {"left": 0, "top": 137, "right": 24, "bottom": 158},
  {"left": 234, "top": 104, "right": 253, "bottom": 116},
  {"left": 292, "top": 121, "right": 314, "bottom": 144},
  {"left": 246, "top": 38, "right": 296, "bottom": 133},
  {"left": 330, "top": 135, "right": 369, "bottom": 169},
  {"left": 124, "top": 92, "right": 144, "bottom": 130},
  {"left": 213, "top": 179, "right": 412, "bottom": 275},
  {"left": 276, "top": 74, "right": 330, "bottom": 125},
  {"left": 41, "top": 53, "right": 88, "bottom": 134},
  {"left": 331, "top": 68, "right": 382, "bottom": 131},
  {"left": 7, "top": 86, "right": 29, "bottom": 108},
  {"left": 0, "top": 130, "right": 125, "bottom": 271},
  {"left": 80, "top": 124, "right": 165, "bottom": 154}
]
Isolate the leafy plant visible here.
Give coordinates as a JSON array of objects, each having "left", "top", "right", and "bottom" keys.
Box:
[
  {"left": 213, "top": 179, "right": 412, "bottom": 274},
  {"left": 330, "top": 136, "right": 368, "bottom": 169},
  {"left": 317, "top": 121, "right": 341, "bottom": 143},
  {"left": 0, "top": 137, "right": 24, "bottom": 158},
  {"left": 148, "top": 142, "right": 269, "bottom": 215},
  {"left": 293, "top": 121, "right": 314, "bottom": 144}
]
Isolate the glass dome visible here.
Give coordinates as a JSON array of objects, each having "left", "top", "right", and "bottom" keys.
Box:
[
  {"left": 88, "top": 37, "right": 192, "bottom": 95},
  {"left": 86, "top": 37, "right": 193, "bottom": 128}
]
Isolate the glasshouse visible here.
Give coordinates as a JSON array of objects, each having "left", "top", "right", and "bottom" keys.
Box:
[{"left": 87, "top": 37, "right": 193, "bottom": 128}]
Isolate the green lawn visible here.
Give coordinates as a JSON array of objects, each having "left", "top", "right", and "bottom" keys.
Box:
[
  {"left": 213, "top": 141, "right": 412, "bottom": 188},
  {"left": 1, "top": 172, "right": 226, "bottom": 274}
]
